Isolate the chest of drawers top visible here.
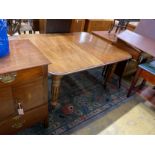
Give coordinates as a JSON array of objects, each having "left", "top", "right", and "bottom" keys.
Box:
[{"left": 0, "top": 39, "right": 50, "bottom": 74}]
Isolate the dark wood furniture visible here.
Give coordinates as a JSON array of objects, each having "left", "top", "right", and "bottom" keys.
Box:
[
  {"left": 92, "top": 30, "right": 142, "bottom": 88},
  {"left": 7, "top": 19, "right": 21, "bottom": 36},
  {"left": 14, "top": 32, "right": 131, "bottom": 108},
  {"left": 32, "top": 19, "right": 40, "bottom": 33},
  {"left": 117, "top": 30, "right": 155, "bottom": 100},
  {"left": 39, "top": 19, "right": 72, "bottom": 33},
  {"left": 108, "top": 19, "right": 140, "bottom": 34},
  {"left": 127, "top": 61, "right": 155, "bottom": 105},
  {"left": 112, "top": 30, "right": 153, "bottom": 87},
  {"left": 85, "top": 19, "right": 138, "bottom": 33},
  {"left": 92, "top": 21, "right": 139, "bottom": 44},
  {"left": 70, "top": 20, "right": 85, "bottom": 32},
  {"left": 108, "top": 19, "right": 130, "bottom": 34},
  {"left": 84, "top": 19, "right": 113, "bottom": 33},
  {"left": 117, "top": 30, "right": 155, "bottom": 57},
  {"left": 93, "top": 29, "right": 154, "bottom": 88},
  {"left": 0, "top": 39, "right": 50, "bottom": 134},
  {"left": 39, "top": 19, "right": 85, "bottom": 34}
]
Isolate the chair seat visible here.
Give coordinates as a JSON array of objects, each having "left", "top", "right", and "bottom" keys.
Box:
[{"left": 139, "top": 61, "right": 155, "bottom": 75}]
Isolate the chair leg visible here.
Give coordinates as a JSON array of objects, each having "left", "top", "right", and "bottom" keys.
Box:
[
  {"left": 102, "top": 66, "right": 107, "bottom": 77},
  {"left": 108, "top": 26, "right": 114, "bottom": 33},
  {"left": 139, "top": 79, "right": 146, "bottom": 89},
  {"left": 127, "top": 68, "right": 142, "bottom": 97},
  {"left": 115, "top": 26, "right": 120, "bottom": 33},
  {"left": 108, "top": 20, "right": 116, "bottom": 33}
]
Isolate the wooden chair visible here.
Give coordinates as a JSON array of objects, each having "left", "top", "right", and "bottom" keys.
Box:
[
  {"left": 7, "top": 19, "right": 21, "bottom": 36},
  {"left": 19, "top": 19, "right": 33, "bottom": 34},
  {"left": 127, "top": 60, "right": 155, "bottom": 105},
  {"left": 108, "top": 19, "right": 130, "bottom": 34},
  {"left": 7, "top": 19, "right": 38, "bottom": 35}
]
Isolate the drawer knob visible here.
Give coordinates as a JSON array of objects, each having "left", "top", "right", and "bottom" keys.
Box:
[
  {"left": 0, "top": 72, "right": 17, "bottom": 83},
  {"left": 11, "top": 116, "right": 25, "bottom": 129}
]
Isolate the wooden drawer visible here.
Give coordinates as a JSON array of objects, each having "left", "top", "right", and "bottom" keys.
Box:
[
  {"left": 0, "top": 87, "right": 15, "bottom": 121},
  {"left": 0, "top": 77, "right": 45, "bottom": 122},
  {"left": 141, "top": 69, "right": 155, "bottom": 85},
  {"left": 12, "top": 78, "right": 45, "bottom": 111},
  {"left": 0, "top": 104, "right": 48, "bottom": 135},
  {"left": 0, "top": 66, "right": 43, "bottom": 87},
  {"left": 85, "top": 20, "right": 113, "bottom": 32}
]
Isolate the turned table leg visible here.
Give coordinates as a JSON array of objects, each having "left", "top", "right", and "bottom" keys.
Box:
[
  {"left": 51, "top": 75, "right": 63, "bottom": 108},
  {"left": 43, "top": 117, "right": 49, "bottom": 128}
]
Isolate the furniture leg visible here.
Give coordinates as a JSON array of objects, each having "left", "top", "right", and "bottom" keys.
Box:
[
  {"left": 108, "top": 20, "right": 115, "bottom": 33},
  {"left": 139, "top": 79, "right": 146, "bottom": 89},
  {"left": 103, "top": 63, "right": 117, "bottom": 88},
  {"left": 51, "top": 75, "right": 63, "bottom": 108},
  {"left": 115, "top": 60, "right": 128, "bottom": 88},
  {"left": 43, "top": 117, "right": 48, "bottom": 128},
  {"left": 115, "top": 26, "right": 119, "bottom": 33},
  {"left": 118, "top": 76, "right": 122, "bottom": 89},
  {"left": 127, "top": 68, "right": 142, "bottom": 97},
  {"left": 102, "top": 66, "right": 108, "bottom": 77}
]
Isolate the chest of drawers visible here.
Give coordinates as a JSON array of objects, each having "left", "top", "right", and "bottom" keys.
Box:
[{"left": 0, "top": 39, "right": 50, "bottom": 134}]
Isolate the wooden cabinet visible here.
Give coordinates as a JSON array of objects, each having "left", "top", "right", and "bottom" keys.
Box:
[
  {"left": 39, "top": 19, "right": 85, "bottom": 33},
  {"left": 70, "top": 19, "right": 85, "bottom": 32},
  {"left": 39, "top": 19, "right": 72, "bottom": 33},
  {"left": 0, "top": 39, "right": 50, "bottom": 134},
  {"left": 84, "top": 19, "right": 139, "bottom": 33},
  {"left": 127, "top": 23, "right": 138, "bottom": 31},
  {"left": 0, "top": 87, "right": 14, "bottom": 122},
  {"left": 84, "top": 19, "right": 113, "bottom": 32}
]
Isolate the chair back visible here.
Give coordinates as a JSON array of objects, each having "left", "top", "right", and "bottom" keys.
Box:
[{"left": 7, "top": 19, "right": 21, "bottom": 36}]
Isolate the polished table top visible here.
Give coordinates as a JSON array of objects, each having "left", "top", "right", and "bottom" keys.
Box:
[
  {"left": 92, "top": 31, "right": 117, "bottom": 43},
  {"left": 0, "top": 39, "right": 50, "bottom": 74},
  {"left": 117, "top": 30, "right": 155, "bottom": 57},
  {"left": 10, "top": 32, "right": 131, "bottom": 75}
]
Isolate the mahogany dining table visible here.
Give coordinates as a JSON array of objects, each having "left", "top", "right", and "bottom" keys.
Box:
[{"left": 10, "top": 32, "right": 131, "bottom": 108}]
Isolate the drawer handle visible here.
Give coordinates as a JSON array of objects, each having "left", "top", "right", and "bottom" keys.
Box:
[
  {"left": 0, "top": 72, "right": 17, "bottom": 83},
  {"left": 11, "top": 116, "right": 25, "bottom": 129},
  {"left": 17, "top": 102, "right": 24, "bottom": 115}
]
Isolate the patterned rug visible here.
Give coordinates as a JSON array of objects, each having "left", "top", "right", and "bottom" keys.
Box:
[{"left": 18, "top": 67, "right": 129, "bottom": 135}]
